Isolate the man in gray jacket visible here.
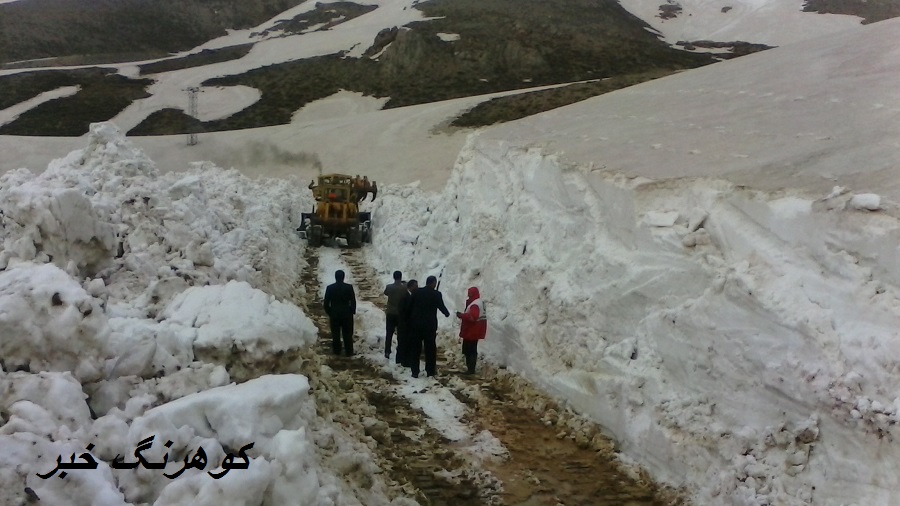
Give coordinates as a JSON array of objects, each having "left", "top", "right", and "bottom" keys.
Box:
[{"left": 383, "top": 270, "right": 406, "bottom": 360}]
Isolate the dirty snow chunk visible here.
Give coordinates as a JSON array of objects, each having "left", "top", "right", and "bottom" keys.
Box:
[
  {"left": 824, "top": 185, "right": 846, "bottom": 199},
  {"left": 0, "top": 185, "right": 116, "bottom": 273},
  {"left": 119, "top": 375, "right": 358, "bottom": 506},
  {"left": 687, "top": 208, "right": 708, "bottom": 231},
  {"left": 106, "top": 317, "right": 195, "bottom": 378},
  {"left": 644, "top": 211, "right": 679, "bottom": 227},
  {"left": 469, "top": 430, "right": 509, "bottom": 461},
  {"left": 152, "top": 457, "right": 273, "bottom": 506},
  {"left": 0, "top": 263, "right": 107, "bottom": 381},
  {"left": 130, "top": 374, "right": 312, "bottom": 448},
  {"left": 0, "top": 434, "right": 128, "bottom": 506},
  {"left": 48, "top": 122, "right": 157, "bottom": 179},
  {"left": 682, "top": 229, "right": 711, "bottom": 248},
  {"left": 168, "top": 174, "right": 204, "bottom": 200},
  {"left": 848, "top": 193, "right": 881, "bottom": 211},
  {"left": 161, "top": 280, "right": 316, "bottom": 356},
  {"left": 0, "top": 371, "right": 92, "bottom": 437}
]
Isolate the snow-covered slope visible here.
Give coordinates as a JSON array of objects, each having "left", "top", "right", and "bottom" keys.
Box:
[
  {"left": 0, "top": 124, "right": 401, "bottom": 505},
  {"left": 0, "top": 0, "right": 873, "bottom": 187},
  {"left": 0, "top": 5, "right": 896, "bottom": 506},
  {"left": 619, "top": 0, "right": 862, "bottom": 46},
  {"left": 362, "top": 19, "right": 900, "bottom": 506},
  {"left": 485, "top": 17, "right": 900, "bottom": 201}
]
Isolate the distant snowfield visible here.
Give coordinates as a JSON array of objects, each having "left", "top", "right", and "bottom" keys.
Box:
[
  {"left": 290, "top": 90, "right": 390, "bottom": 123},
  {"left": 0, "top": 81, "right": 594, "bottom": 192},
  {"left": 0, "top": 0, "right": 869, "bottom": 147},
  {"left": 193, "top": 85, "right": 261, "bottom": 122},
  {"left": 484, "top": 17, "right": 900, "bottom": 200},
  {"left": 618, "top": 0, "right": 862, "bottom": 46}
]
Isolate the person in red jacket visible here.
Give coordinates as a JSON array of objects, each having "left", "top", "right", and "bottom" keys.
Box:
[{"left": 455, "top": 286, "right": 487, "bottom": 375}]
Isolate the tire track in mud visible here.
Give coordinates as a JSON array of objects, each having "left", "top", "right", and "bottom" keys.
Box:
[
  {"left": 436, "top": 373, "right": 679, "bottom": 506},
  {"left": 339, "top": 249, "right": 686, "bottom": 506},
  {"left": 299, "top": 246, "right": 498, "bottom": 506}
]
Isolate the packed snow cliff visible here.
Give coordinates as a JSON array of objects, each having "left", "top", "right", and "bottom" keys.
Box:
[
  {"left": 361, "top": 22, "right": 900, "bottom": 505},
  {"left": 0, "top": 124, "right": 392, "bottom": 506},
  {"left": 366, "top": 134, "right": 900, "bottom": 506}
]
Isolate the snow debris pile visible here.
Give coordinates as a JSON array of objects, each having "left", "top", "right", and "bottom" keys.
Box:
[
  {"left": 0, "top": 123, "right": 368, "bottom": 505},
  {"left": 367, "top": 134, "right": 900, "bottom": 506}
]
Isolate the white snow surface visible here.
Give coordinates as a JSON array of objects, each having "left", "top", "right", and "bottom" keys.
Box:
[
  {"left": 618, "top": 0, "right": 862, "bottom": 47},
  {"left": 0, "top": 124, "right": 381, "bottom": 505},
  {"left": 0, "top": 7, "right": 899, "bottom": 506},
  {"left": 0, "top": 0, "right": 877, "bottom": 187},
  {"left": 360, "top": 19, "right": 900, "bottom": 506}
]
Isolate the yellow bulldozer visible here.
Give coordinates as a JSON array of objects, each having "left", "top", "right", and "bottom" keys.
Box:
[{"left": 298, "top": 173, "right": 372, "bottom": 248}]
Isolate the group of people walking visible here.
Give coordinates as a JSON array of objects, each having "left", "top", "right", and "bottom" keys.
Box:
[{"left": 323, "top": 269, "right": 487, "bottom": 377}]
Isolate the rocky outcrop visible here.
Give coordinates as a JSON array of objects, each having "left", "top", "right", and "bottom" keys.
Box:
[{"left": 363, "top": 26, "right": 399, "bottom": 58}]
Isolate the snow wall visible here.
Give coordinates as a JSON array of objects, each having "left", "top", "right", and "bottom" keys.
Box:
[
  {"left": 0, "top": 124, "right": 381, "bottom": 506},
  {"left": 367, "top": 135, "right": 900, "bottom": 506}
]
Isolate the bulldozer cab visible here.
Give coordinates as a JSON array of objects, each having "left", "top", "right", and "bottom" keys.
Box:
[
  {"left": 300, "top": 172, "right": 372, "bottom": 248},
  {"left": 313, "top": 173, "right": 354, "bottom": 202}
]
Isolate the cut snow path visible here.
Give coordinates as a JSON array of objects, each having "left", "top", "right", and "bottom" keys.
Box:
[{"left": 306, "top": 241, "right": 675, "bottom": 504}]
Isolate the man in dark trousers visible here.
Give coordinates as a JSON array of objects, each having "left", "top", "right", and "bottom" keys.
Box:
[
  {"left": 456, "top": 286, "right": 487, "bottom": 375},
  {"left": 405, "top": 275, "right": 450, "bottom": 377},
  {"left": 397, "top": 279, "right": 417, "bottom": 368},
  {"left": 323, "top": 269, "right": 356, "bottom": 356},
  {"left": 383, "top": 270, "right": 407, "bottom": 360}
]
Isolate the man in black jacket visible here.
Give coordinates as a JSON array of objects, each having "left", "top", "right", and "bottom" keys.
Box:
[
  {"left": 383, "top": 270, "right": 407, "bottom": 360},
  {"left": 323, "top": 270, "right": 357, "bottom": 356},
  {"left": 405, "top": 275, "right": 450, "bottom": 377},
  {"left": 397, "top": 279, "right": 418, "bottom": 368}
]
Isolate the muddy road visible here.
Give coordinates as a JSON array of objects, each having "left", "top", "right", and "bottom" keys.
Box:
[{"left": 295, "top": 245, "right": 683, "bottom": 506}]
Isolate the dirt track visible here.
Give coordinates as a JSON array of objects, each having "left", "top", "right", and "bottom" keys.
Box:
[{"left": 296, "top": 245, "right": 683, "bottom": 506}]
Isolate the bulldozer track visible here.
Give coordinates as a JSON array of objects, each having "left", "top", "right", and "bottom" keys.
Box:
[{"left": 297, "top": 245, "right": 684, "bottom": 506}]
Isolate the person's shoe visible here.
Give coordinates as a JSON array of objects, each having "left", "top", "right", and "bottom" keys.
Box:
[
  {"left": 411, "top": 372, "right": 419, "bottom": 378},
  {"left": 346, "top": 352, "right": 355, "bottom": 357},
  {"left": 384, "top": 352, "right": 391, "bottom": 359}
]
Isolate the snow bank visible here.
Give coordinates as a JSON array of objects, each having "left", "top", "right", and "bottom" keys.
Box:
[
  {"left": 0, "top": 124, "right": 357, "bottom": 505},
  {"left": 367, "top": 134, "right": 900, "bottom": 505},
  {"left": 0, "top": 262, "right": 107, "bottom": 381},
  {"left": 110, "top": 375, "right": 356, "bottom": 506},
  {"left": 162, "top": 280, "right": 317, "bottom": 357}
]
